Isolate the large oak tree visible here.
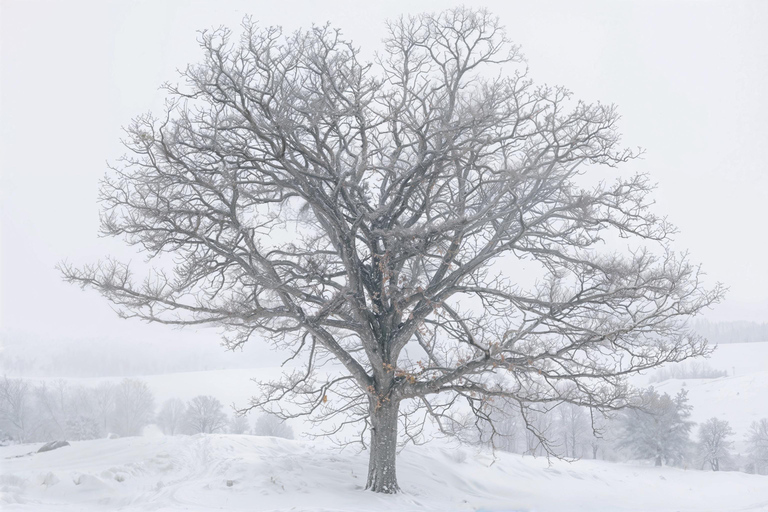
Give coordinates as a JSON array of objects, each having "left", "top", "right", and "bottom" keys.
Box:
[{"left": 62, "top": 8, "right": 722, "bottom": 492}]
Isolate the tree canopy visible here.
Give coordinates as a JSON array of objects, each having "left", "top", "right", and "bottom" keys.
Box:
[{"left": 61, "top": 8, "right": 722, "bottom": 492}]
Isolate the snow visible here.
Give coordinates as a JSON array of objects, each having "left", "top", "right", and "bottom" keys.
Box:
[
  {"left": 2, "top": 434, "right": 767, "bottom": 512},
  {"left": 7, "top": 341, "right": 765, "bottom": 511},
  {"left": 652, "top": 342, "right": 768, "bottom": 445}
]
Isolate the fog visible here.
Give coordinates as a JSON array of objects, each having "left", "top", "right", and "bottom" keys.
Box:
[
  {"left": 1, "top": 1, "right": 766, "bottom": 379},
  {"left": 0, "top": 0, "right": 768, "bottom": 511}
]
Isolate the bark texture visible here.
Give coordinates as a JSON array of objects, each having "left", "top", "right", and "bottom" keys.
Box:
[{"left": 366, "top": 400, "right": 400, "bottom": 493}]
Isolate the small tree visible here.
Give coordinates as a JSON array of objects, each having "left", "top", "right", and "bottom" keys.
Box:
[
  {"left": 112, "top": 379, "right": 155, "bottom": 437},
  {"left": 60, "top": 7, "right": 723, "bottom": 492},
  {"left": 0, "top": 377, "right": 33, "bottom": 443},
  {"left": 588, "top": 414, "right": 610, "bottom": 460},
  {"left": 157, "top": 398, "right": 186, "bottom": 435},
  {"left": 697, "top": 417, "right": 733, "bottom": 471},
  {"left": 33, "top": 380, "right": 69, "bottom": 441},
  {"left": 228, "top": 414, "right": 251, "bottom": 435},
  {"left": 185, "top": 396, "right": 227, "bottom": 434},
  {"left": 746, "top": 418, "right": 768, "bottom": 475},
  {"left": 91, "top": 382, "right": 116, "bottom": 437},
  {"left": 557, "top": 402, "right": 591, "bottom": 459},
  {"left": 253, "top": 413, "right": 294, "bottom": 439},
  {"left": 617, "top": 388, "right": 693, "bottom": 466}
]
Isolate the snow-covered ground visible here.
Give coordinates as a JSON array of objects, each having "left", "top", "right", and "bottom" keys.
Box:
[
  {"left": 651, "top": 342, "right": 768, "bottom": 445},
  {"left": 7, "top": 341, "right": 765, "bottom": 511},
  {"left": 2, "top": 434, "right": 767, "bottom": 512}
]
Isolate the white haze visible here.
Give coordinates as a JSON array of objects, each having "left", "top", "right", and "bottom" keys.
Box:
[{"left": 0, "top": 3, "right": 766, "bottom": 376}]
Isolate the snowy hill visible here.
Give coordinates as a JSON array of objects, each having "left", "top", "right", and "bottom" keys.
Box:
[
  {"left": 2, "top": 434, "right": 767, "bottom": 512},
  {"left": 651, "top": 342, "right": 768, "bottom": 443}
]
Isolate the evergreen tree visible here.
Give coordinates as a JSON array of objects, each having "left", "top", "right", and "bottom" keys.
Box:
[{"left": 617, "top": 388, "right": 693, "bottom": 466}]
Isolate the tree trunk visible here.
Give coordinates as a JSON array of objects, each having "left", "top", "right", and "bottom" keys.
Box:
[
  {"left": 366, "top": 399, "right": 400, "bottom": 493},
  {"left": 655, "top": 454, "right": 662, "bottom": 467}
]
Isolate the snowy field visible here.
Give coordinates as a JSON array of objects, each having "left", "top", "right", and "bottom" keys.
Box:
[
  {"left": 2, "top": 434, "right": 767, "bottom": 512},
  {"left": 4, "top": 341, "right": 765, "bottom": 511}
]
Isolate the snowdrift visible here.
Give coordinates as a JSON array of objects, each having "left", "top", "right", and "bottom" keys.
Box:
[{"left": 2, "top": 434, "right": 766, "bottom": 512}]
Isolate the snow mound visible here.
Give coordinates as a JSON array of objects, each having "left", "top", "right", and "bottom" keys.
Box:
[{"left": 2, "top": 434, "right": 767, "bottom": 512}]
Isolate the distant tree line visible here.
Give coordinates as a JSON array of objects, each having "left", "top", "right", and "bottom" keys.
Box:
[
  {"left": 648, "top": 361, "right": 728, "bottom": 384},
  {"left": 2, "top": 374, "right": 765, "bottom": 476},
  {"left": 461, "top": 385, "right": 768, "bottom": 475},
  {"left": 692, "top": 320, "right": 768, "bottom": 344},
  {"left": 0, "top": 376, "right": 293, "bottom": 444},
  {"left": 155, "top": 395, "right": 294, "bottom": 439},
  {"left": 0, "top": 377, "right": 154, "bottom": 442}
]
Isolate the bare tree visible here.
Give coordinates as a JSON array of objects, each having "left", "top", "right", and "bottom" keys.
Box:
[
  {"left": 746, "top": 418, "right": 768, "bottom": 475},
  {"left": 252, "top": 413, "right": 294, "bottom": 439},
  {"left": 112, "top": 379, "right": 155, "bottom": 437},
  {"left": 228, "top": 414, "right": 251, "bottom": 435},
  {"left": 91, "top": 382, "right": 116, "bottom": 437},
  {"left": 557, "top": 401, "right": 590, "bottom": 459},
  {"left": 157, "top": 398, "right": 186, "bottom": 435},
  {"left": 0, "top": 377, "right": 33, "bottom": 442},
  {"left": 184, "top": 395, "right": 227, "bottom": 434},
  {"left": 697, "top": 417, "right": 733, "bottom": 471},
  {"left": 33, "top": 380, "right": 69, "bottom": 441},
  {"left": 60, "top": 8, "right": 723, "bottom": 492}
]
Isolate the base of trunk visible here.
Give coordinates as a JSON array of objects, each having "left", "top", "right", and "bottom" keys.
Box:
[{"left": 366, "top": 400, "right": 400, "bottom": 493}]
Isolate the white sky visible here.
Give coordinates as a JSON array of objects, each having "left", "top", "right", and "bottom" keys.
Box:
[{"left": 1, "top": 0, "right": 767, "bottom": 355}]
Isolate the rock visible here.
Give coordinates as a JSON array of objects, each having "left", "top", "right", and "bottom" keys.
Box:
[
  {"left": 37, "top": 440, "right": 70, "bottom": 453},
  {"left": 107, "top": 433, "right": 120, "bottom": 439}
]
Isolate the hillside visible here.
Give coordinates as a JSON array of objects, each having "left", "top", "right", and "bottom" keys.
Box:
[
  {"left": 2, "top": 434, "right": 767, "bottom": 512},
  {"left": 651, "top": 342, "right": 768, "bottom": 443}
]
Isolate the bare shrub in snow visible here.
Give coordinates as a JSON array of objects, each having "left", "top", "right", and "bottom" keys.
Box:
[
  {"left": 696, "top": 417, "right": 733, "bottom": 471},
  {"left": 185, "top": 396, "right": 227, "bottom": 434},
  {"left": 60, "top": 7, "right": 723, "bottom": 492},
  {"left": 253, "top": 414, "right": 294, "bottom": 439},
  {"left": 64, "top": 413, "right": 100, "bottom": 441},
  {"left": 157, "top": 398, "right": 186, "bottom": 435}
]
